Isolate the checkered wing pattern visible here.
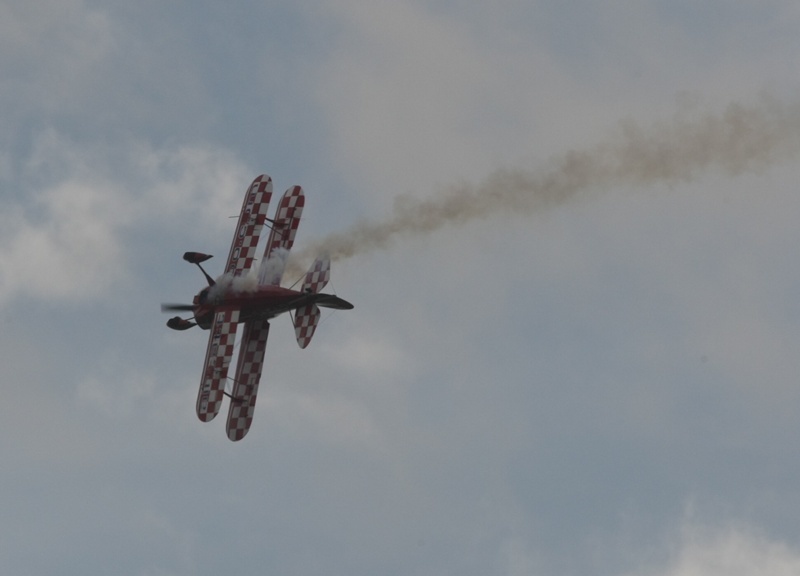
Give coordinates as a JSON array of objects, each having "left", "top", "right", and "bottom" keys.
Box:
[
  {"left": 226, "top": 319, "right": 270, "bottom": 441},
  {"left": 225, "top": 174, "right": 273, "bottom": 277},
  {"left": 300, "top": 254, "right": 330, "bottom": 294},
  {"left": 196, "top": 309, "right": 240, "bottom": 422},
  {"left": 293, "top": 304, "right": 320, "bottom": 349},
  {"left": 259, "top": 185, "right": 305, "bottom": 286}
]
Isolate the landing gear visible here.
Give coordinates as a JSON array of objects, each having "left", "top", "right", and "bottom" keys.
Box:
[
  {"left": 167, "top": 316, "right": 196, "bottom": 331},
  {"left": 183, "top": 252, "right": 216, "bottom": 286}
]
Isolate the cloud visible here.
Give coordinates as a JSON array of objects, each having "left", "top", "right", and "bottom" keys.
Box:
[
  {"left": 313, "top": 0, "right": 524, "bottom": 201},
  {"left": 629, "top": 522, "right": 800, "bottom": 576},
  {"left": 76, "top": 371, "right": 157, "bottom": 420},
  {"left": 321, "top": 332, "right": 409, "bottom": 377},
  {"left": 0, "top": 129, "right": 249, "bottom": 304},
  {"left": 133, "top": 143, "right": 248, "bottom": 232},
  {"left": 0, "top": 168, "right": 128, "bottom": 302},
  {"left": 0, "top": 0, "right": 114, "bottom": 111},
  {"left": 265, "top": 387, "right": 386, "bottom": 452}
]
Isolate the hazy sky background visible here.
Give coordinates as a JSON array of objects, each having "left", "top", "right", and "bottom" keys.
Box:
[{"left": 3, "top": 1, "right": 800, "bottom": 575}]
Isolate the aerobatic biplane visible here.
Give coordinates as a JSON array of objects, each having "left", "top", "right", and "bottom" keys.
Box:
[{"left": 162, "top": 174, "right": 353, "bottom": 441}]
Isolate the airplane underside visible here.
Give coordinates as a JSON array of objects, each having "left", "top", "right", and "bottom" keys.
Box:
[{"left": 161, "top": 174, "right": 353, "bottom": 441}]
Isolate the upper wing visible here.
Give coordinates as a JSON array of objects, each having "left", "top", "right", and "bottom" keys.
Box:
[
  {"left": 196, "top": 309, "right": 240, "bottom": 422},
  {"left": 224, "top": 174, "right": 273, "bottom": 277},
  {"left": 226, "top": 319, "right": 270, "bottom": 441},
  {"left": 258, "top": 185, "right": 305, "bottom": 285}
]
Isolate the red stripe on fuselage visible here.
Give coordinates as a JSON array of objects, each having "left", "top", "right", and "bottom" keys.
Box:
[{"left": 192, "top": 284, "right": 310, "bottom": 325}]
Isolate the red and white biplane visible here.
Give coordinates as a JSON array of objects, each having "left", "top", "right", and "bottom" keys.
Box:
[{"left": 162, "top": 174, "right": 353, "bottom": 441}]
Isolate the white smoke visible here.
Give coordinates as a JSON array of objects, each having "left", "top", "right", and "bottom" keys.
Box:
[
  {"left": 205, "top": 248, "right": 291, "bottom": 301},
  {"left": 207, "top": 267, "right": 260, "bottom": 301},
  {"left": 258, "top": 247, "right": 290, "bottom": 286},
  {"left": 286, "top": 97, "right": 800, "bottom": 277}
]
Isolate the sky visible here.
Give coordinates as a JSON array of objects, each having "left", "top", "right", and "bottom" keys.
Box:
[{"left": 3, "top": 1, "right": 800, "bottom": 575}]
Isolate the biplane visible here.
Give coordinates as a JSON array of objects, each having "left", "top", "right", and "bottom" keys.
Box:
[{"left": 162, "top": 174, "right": 353, "bottom": 441}]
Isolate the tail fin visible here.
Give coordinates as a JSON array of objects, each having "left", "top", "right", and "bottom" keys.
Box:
[{"left": 293, "top": 255, "right": 330, "bottom": 348}]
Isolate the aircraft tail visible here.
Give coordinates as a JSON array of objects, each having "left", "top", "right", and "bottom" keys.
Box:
[
  {"left": 300, "top": 254, "right": 330, "bottom": 294},
  {"left": 293, "top": 255, "right": 330, "bottom": 348}
]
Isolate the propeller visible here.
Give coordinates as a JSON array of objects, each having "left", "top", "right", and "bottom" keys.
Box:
[
  {"left": 161, "top": 303, "right": 195, "bottom": 312},
  {"left": 161, "top": 252, "right": 211, "bottom": 329}
]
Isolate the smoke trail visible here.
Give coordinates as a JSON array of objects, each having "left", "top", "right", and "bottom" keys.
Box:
[{"left": 288, "top": 97, "right": 800, "bottom": 277}]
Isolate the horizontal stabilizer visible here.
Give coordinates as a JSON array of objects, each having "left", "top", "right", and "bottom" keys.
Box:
[
  {"left": 294, "top": 304, "right": 321, "bottom": 349},
  {"left": 301, "top": 255, "right": 330, "bottom": 294}
]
